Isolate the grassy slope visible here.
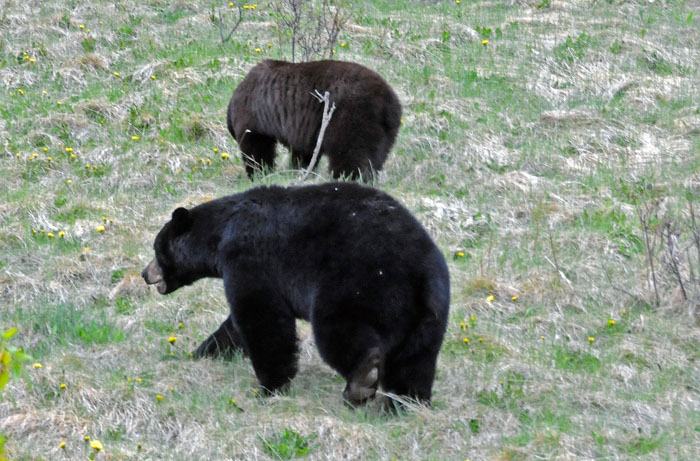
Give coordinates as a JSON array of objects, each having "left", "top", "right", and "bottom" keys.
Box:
[{"left": 1, "top": 0, "right": 699, "bottom": 459}]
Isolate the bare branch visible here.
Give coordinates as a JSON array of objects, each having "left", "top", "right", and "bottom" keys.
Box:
[
  {"left": 298, "top": 90, "right": 336, "bottom": 182},
  {"left": 636, "top": 202, "right": 660, "bottom": 306},
  {"left": 218, "top": 5, "right": 243, "bottom": 44}
]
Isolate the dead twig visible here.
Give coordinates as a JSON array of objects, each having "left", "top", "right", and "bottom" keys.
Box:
[
  {"left": 218, "top": 5, "right": 243, "bottom": 44},
  {"left": 636, "top": 201, "right": 660, "bottom": 306},
  {"left": 298, "top": 90, "right": 335, "bottom": 182},
  {"left": 662, "top": 221, "right": 687, "bottom": 301}
]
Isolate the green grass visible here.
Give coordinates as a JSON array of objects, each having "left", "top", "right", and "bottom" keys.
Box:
[{"left": 1, "top": 0, "right": 700, "bottom": 459}]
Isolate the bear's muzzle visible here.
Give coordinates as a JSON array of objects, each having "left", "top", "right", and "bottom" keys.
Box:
[{"left": 142, "top": 259, "right": 168, "bottom": 294}]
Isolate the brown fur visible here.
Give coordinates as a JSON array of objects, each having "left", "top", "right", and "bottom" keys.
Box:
[{"left": 227, "top": 59, "right": 402, "bottom": 180}]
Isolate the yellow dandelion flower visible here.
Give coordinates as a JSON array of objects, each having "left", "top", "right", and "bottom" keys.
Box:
[
  {"left": 99, "top": 21, "right": 103, "bottom": 25},
  {"left": 131, "top": 135, "right": 140, "bottom": 141},
  {"left": 23, "top": 55, "right": 29, "bottom": 60},
  {"left": 65, "top": 147, "right": 73, "bottom": 152},
  {"left": 79, "top": 24, "right": 85, "bottom": 29},
  {"left": 463, "top": 338, "right": 470, "bottom": 344},
  {"left": 59, "top": 231, "right": 66, "bottom": 238},
  {"left": 456, "top": 251, "right": 465, "bottom": 257},
  {"left": 255, "top": 48, "right": 262, "bottom": 53},
  {"left": 470, "top": 316, "right": 476, "bottom": 322},
  {"left": 481, "top": 39, "right": 489, "bottom": 46},
  {"left": 608, "top": 319, "right": 616, "bottom": 326},
  {"left": 268, "top": 43, "right": 273, "bottom": 48},
  {"left": 401, "top": 119, "right": 405, "bottom": 124},
  {"left": 84, "top": 435, "right": 90, "bottom": 441},
  {"left": 57, "top": 100, "right": 62, "bottom": 105},
  {"left": 30, "top": 57, "right": 36, "bottom": 63},
  {"left": 17, "top": 88, "right": 24, "bottom": 95},
  {"left": 86, "top": 29, "right": 90, "bottom": 33},
  {"left": 47, "top": 232, "right": 55, "bottom": 238},
  {"left": 229, "top": 2, "right": 234, "bottom": 6},
  {"left": 456, "top": 0, "right": 461, "bottom": 3},
  {"left": 486, "top": 295, "right": 494, "bottom": 302},
  {"left": 96, "top": 225, "right": 106, "bottom": 233},
  {"left": 90, "top": 440, "right": 103, "bottom": 451},
  {"left": 43, "top": 147, "right": 48, "bottom": 152},
  {"left": 136, "top": 377, "right": 142, "bottom": 383},
  {"left": 511, "top": 296, "right": 518, "bottom": 301},
  {"left": 109, "top": 218, "right": 114, "bottom": 223},
  {"left": 70, "top": 153, "right": 76, "bottom": 159},
  {"left": 83, "top": 246, "right": 90, "bottom": 252},
  {"left": 47, "top": 156, "right": 53, "bottom": 162},
  {"left": 168, "top": 336, "right": 177, "bottom": 344},
  {"left": 478, "top": 337, "right": 484, "bottom": 342},
  {"left": 540, "top": 335, "right": 545, "bottom": 340},
  {"left": 85, "top": 163, "right": 90, "bottom": 169},
  {"left": 60, "top": 441, "right": 66, "bottom": 449},
  {"left": 151, "top": 75, "right": 156, "bottom": 80},
  {"left": 33, "top": 362, "right": 43, "bottom": 368},
  {"left": 60, "top": 383, "right": 66, "bottom": 389},
  {"left": 32, "top": 229, "right": 37, "bottom": 235},
  {"left": 206, "top": 159, "right": 211, "bottom": 165},
  {"left": 588, "top": 337, "right": 595, "bottom": 343},
  {"left": 243, "top": 4, "right": 249, "bottom": 9},
  {"left": 156, "top": 394, "right": 163, "bottom": 401},
  {"left": 42, "top": 90, "right": 47, "bottom": 95},
  {"left": 459, "top": 321, "right": 467, "bottom": 329},
  {"left": 114, "top": 72, "right": 120, "bottom": 77},
  {"left": 221, "top": 152, "right": 230, "bottom": 159},
  {"left": 102, "top": 216, "right": 107, "bottom": 222},
  {"left": 178, "top": 322, "right": 183, "bottom": 329},
  {"left": 340, "top": 42, "right": 346, "bottom": 47},
  {"left": 213, "top": 147, "right": 219, "bottom": 153},
  {"left": 251, "top": 4, "right": 257, "bottom": 9}
]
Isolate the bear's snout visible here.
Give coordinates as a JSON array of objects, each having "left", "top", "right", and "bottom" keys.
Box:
[{"left": 142, "top": 259, "right": 167, "bottom": 294}]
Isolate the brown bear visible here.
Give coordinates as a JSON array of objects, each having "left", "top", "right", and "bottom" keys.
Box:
[{"left": 226, "top": 59, "right": 402, "bottom": 180}]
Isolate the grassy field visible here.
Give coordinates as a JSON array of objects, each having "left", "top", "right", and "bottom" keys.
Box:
[{"left": 1, "top": 0, "right": 700, "bottom": 459}]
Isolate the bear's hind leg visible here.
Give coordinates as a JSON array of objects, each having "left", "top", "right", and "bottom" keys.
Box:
[
  {"left": 313, "top": 320, "right": 383, "bottom": 406},
  {"left": 343, "top": 347, "right": 381, "bottom": 406},
  {"left": 328, "top": 153, "right": 375, "bottom": 182},
  {"left": 381, "top": 346, "right": 439, "bottom": 406}
]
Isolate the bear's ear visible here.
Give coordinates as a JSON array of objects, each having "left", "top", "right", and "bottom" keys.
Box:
[{"left": 171, "top": 207, "right": 192, "bottom": 235}]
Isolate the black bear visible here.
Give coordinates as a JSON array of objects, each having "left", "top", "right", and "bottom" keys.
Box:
[
  {"left": 142, "top": 182, "right": 449, "bottom": 407},
  {"left": 226, "top": 59, "right": 402, "bottom": 181}
]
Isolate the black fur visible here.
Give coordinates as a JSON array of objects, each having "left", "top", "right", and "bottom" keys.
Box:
[
  {"left": 144, "top": 183, "right": 449, "bottom": 406},
  {"left": 227, "top": 60, "right": 402, "bottom": 181}
]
